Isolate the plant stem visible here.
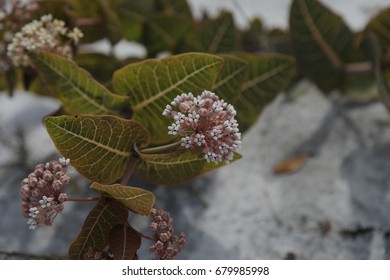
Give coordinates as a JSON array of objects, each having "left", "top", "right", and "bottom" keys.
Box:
[
  {"left": 342, "top": 62, "right": 373, "bottom": 75},
  {"left": 75, "top": 17, "right": 102, "bottom": 26},
  {"left": 66, "top": 197, "right": 99, "bottom": 202},
  {"left": 137, "top": 232, "right": 155, "bottom": 241},
  {"left": 128, "top": 223, "right": 154, "bottom": 241},
  {"left": 120, "top": 156, "right": 138, "bottom": 186},
  {"left": 139, "top": 141, "right": 181, "bottom": 154}
]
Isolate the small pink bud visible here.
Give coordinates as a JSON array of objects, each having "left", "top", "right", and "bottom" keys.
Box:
[
  {"left": 155, "top": 241, "right": 164, "bottom": 250},
  {"left": 52, "top": 180, "right": 63, "bottom": 191},
  {"left": 43, "top": 170, "right": 53, "bottom": 182},
  {"left": 59, "top": 175, "right": 70, "bottom": 185},
  {"left": 58, "top": 193, "right": 68, "bottom": 202},
  {"left": 154, "top": 215, "right": 162, "bottom": 222},
  {"left": 34, "top": 168, "right": 43, "bottom": 177},
  {"left": 178, "top": 102, "right": 191, "bottom": 112},
  {"left": 150, "top": 208, "right": 157, "bottom": 216},
  {"left": 31, "top": 188, "right": 40, "bottom": 197},
  {"left": 37, "top": 179, "right": 47, "bottom": 188},
  {"left": 53, "top": 163, "right": 62, "bottom": 172},
  {"left": 159, "top": 221, "right": 168, "bottom": 230},
  {"left": 159, "top": 233, "right": 169, "bottom": 242},
  {"left": 28, "top": 177, "right": 38, "bottom": 187},
  {"left": 55, "top": 171, "right": 65, "bottom": 179},
  {"left": 149, "top": 222, "right": 158, "bottom": 231},
  {"left": 36, "top": 164, "right": 45, "bottom": 170}
]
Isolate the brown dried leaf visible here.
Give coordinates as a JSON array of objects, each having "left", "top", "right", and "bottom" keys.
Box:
[{"left": 273, "top": 155, "right": 307, "bottom": 174}]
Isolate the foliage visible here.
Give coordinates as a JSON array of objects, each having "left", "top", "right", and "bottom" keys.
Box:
[{"left": 3, "top": 0, "right": 390, "bottom": 260}]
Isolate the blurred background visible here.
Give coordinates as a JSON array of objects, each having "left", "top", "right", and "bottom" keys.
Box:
[{"left": 1, "top": 0, "right": 390, "bottom": 259}]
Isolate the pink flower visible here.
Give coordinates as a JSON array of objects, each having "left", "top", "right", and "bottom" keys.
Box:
[
  {"left": 163, "top": 90, "right": 241, "bottom": 164},
  {"left": 20, "top": 157, "right": 70, "bottom": 229},
  {"left": 148, "top": 208, "right": 186, "bottom": 260}
]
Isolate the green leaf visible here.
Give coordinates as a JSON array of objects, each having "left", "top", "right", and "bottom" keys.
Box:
[
  {"left": 183, "top": 11, "right": 240, "bottom": 53},
  {"left": 234, "top": 53, "right": 295, "bottom": 132},
  {"left": 135, "top": 147, "right": 241, "bottom": 185},
  {"left": 157, "top": 0, "right": 192, "bottom": 17},
  {"left": 289, "top": 0, "right": 358, "bottom": 92},
  {"left": 117, "top": 0, "right": 157, "bottom": 42},
  {"left": 68, "top": 198, "right": 128, "bottom": 260},
  {"left": 113, "top": 53, "right": 223, "bottom": 143},
  {"left": 45, "top": 115, "right": 149, "bottom": 184},
  {"left": 212, "top": 54, "right": 249, "bottom": 103},
  {"left": 98, "top": 0, "right": 123, "bottom": 44},
  {"left": 74, "top": 53, "right": 123, "bottom": 84},
  {"left": 67, "top": 0, "right": 107, "bottom": 43},
  {"left": 109, "top": 224, "right": 141, "bottom": 260},
  {"left": 143, "top": 14, "right": 191, "bottom": 56},
  {"left": 30, "top": 51, "right": 128, "bottom": 115},
  {"left": 91, "top": 183, "right": 155, "bottom": 215},
  {"left": 241, "top": 18, "right": 264, "bottom": 53},
  {"left": 364, "top": 7, "right": 390, "bottom": 52}
]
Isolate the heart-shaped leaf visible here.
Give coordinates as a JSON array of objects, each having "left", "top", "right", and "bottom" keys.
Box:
[
  {"left": 113, "top": 53, "right": 223, "bottom": 143},
  {"left": 68, "top": 198, "right": 128, "bottom": 260},
  {"left": 212, "top": 54, "right": 249, "bottom": 103},
  {"left": 98, "top": 0, "right": 123, "bottom": 44},
  {"left": 183, "top": 11, "right": 240, "bottom": 53},
  {"left": 74, "top": 53, "right": 124, "bottom": 84},
  {"left": 143, "top": 14, "right": 191, "bottom": 56},
  {"left": 29, "top": 51, "right": 128, "bottom": 115},
  {"left": 136, "top": 147, "right": 241, "bottom": 185},
  {"left": 109, "top": 224, "right": 141, "bottom": 260},
  {"left": 157, "top": 0, "right": 192, "bottom": 17},
  {"left": 91, "top": 183, "right": 155, "bottom": 215},
  {"left": 67, "top": 0, "right": 109, "bottom": 43},
  {"left": 289, "top": 0, "right": 359, "bottom": 92},
  {"left": 45, "top": 115, "right": 149, "bottom": 184},
  {"left": 234, "top": 53, "right": 294, "bottom": 132}
]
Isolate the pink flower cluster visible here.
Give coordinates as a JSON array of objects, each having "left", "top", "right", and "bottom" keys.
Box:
[
  {"left": 20, "top": 157, "right": 70, "bottom": 229},
  {"left": 163, "top": 90, "right": 241, "bottom": 164},
  {"left": 148, "top": 208, "right": 186, "bottom": 260}
]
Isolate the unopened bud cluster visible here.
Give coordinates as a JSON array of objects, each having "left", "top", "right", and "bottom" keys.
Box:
[
  {"left": 20, "top": 157, "right": 70, "bottom": 229},
  {"left": 149, "top": 208, "right": 186, "bottom": 260},
  {"left": 163, "top": 90, "right": 241, "bottom": 164},
  {"left": 7, "top": 14, "right": 83, "bottom": 67}
]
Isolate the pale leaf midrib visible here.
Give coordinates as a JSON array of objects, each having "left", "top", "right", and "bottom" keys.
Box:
[
  {"left": 36, "top": 54, "right": 115, "bottom": 114},
  {"left": 132, "top": 60, "right": 221, "bottom": 111},
  {"left": 48, "top": 120, "right": 131, "bottom": 157},
  {"left": 297, "top": 0, "right": 343, "bottom": 68},
  {"left": 118, "top": 192, "right": 151, "bottom": 202},
  {"left": 149, "top": 20, "right": 175, "bottom": 45},
  {"left": 213, "top": 63, "right": 247, "bottom": 90},
  {"left": 141, "top": 156, "right": 204, "bottom": 166},
  {"left": 241, "top": 62, "right": 290, "bottom": 92},
  {"left": 208, "top": 16, "right": 232, "bottom": 53},
  {"left": 121, "top": 226, "right": 127, "bottom": 260},
  {"left": 75, "top": 203, "right": 110, "bottom": 260}
]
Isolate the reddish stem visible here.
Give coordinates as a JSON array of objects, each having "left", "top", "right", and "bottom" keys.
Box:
[
  {"left": 66, "top": 197, "right": 99, "bottom": 202},
  {"left": 120, "top": 156, "right": 138, "bottom": 186},
  {"left": 128, "top": 223, "right": 154, "bottom": 241}
]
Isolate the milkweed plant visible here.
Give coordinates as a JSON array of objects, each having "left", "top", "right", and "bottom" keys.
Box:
[{"left": 1, "top": 0, "right": 304, "bottom": 259}]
